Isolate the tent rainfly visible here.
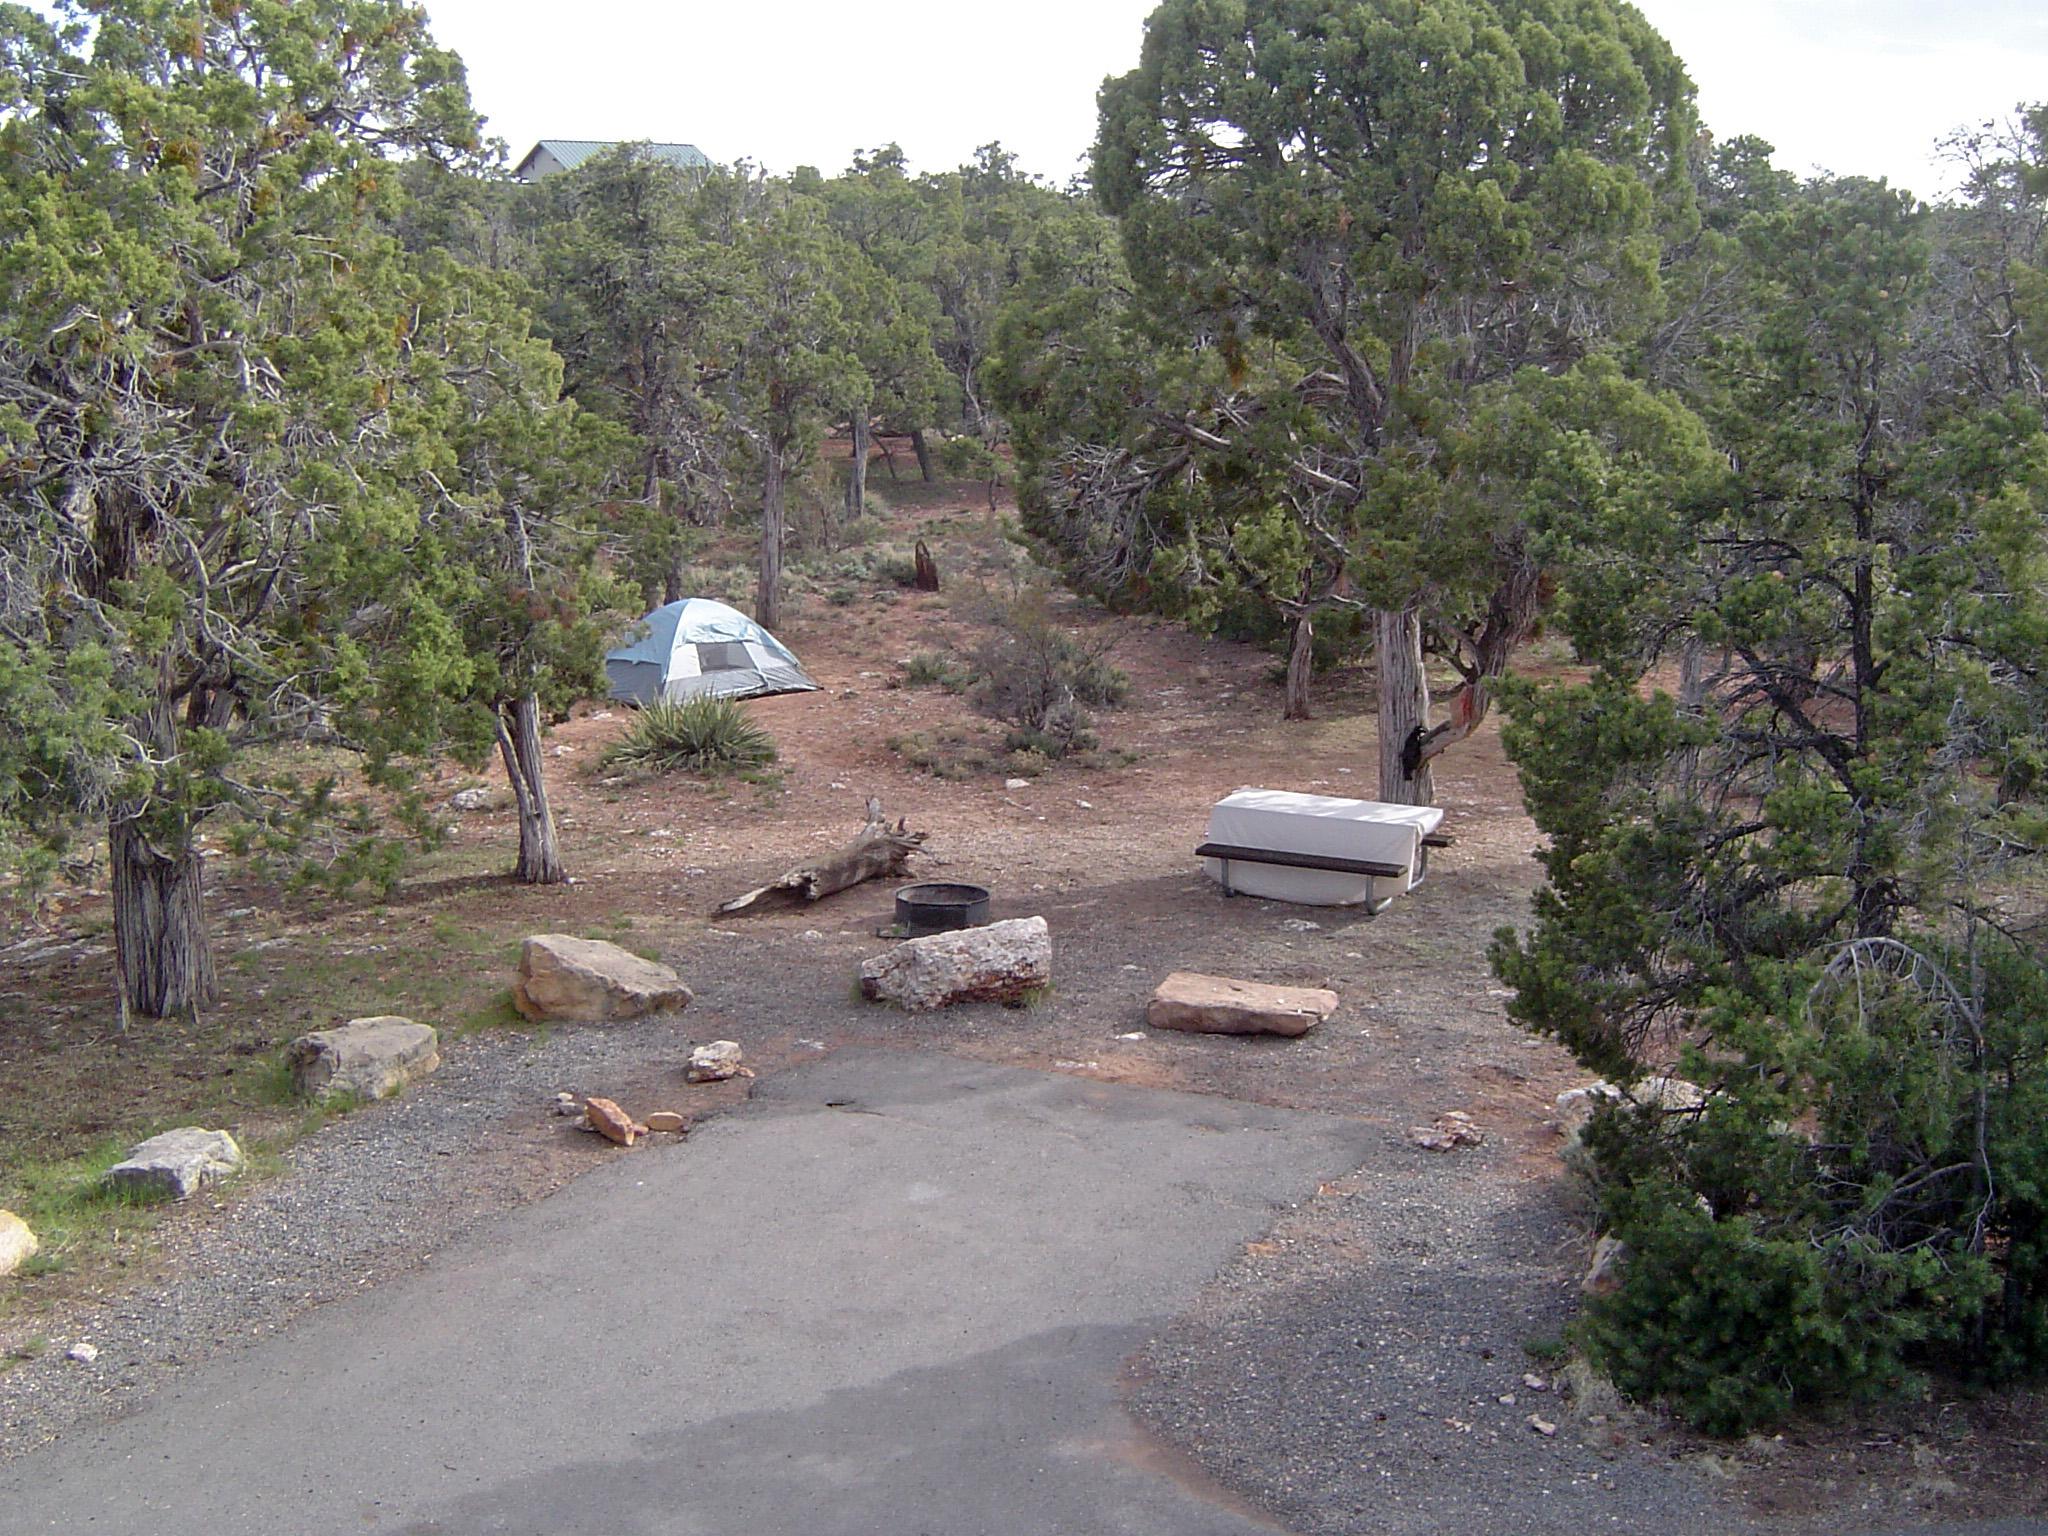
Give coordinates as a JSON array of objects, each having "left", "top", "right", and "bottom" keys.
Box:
[{"left": 604, "top": 600, "right": 820, "bottom": 705}]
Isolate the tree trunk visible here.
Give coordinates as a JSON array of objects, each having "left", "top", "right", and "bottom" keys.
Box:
[
  {"left": 846, "top": 414, "right": 871, "bottom": 523},
  {"left": 110, "top": 813, "right": 217, "bottom": 1022},
  {"left": 911, "top": 428, "right": 936, "bottom": 483},
  {"left": 877, "top": 434, "right": 900, "bottom": 481},
  {"left": 496, "top": 695, "right": 566, "bottom": 885},
  {"left": 1375, "top": 606, "right": 1435, "bottom": 806},
  {"left": 757, "top": 441, "right": 786, "bottom": 631},
  {"left": 662, "top": 558, "right": 685, "bottom": 606},
  {"left": 717, "top": 797, "right": 926, "bottom": 913},
  {"left": 1283, "top": 612, "right": 1315, "bottom": 720}
]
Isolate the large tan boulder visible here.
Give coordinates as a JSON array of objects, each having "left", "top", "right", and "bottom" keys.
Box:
[
  {"left": 859, "top": 917, "right": 1051, "bottom": 1012},
  {"left": 0, "top": 1211, "right": 38, "bottom": 1277},
  {"left": 513, "top": 935, "right": 693, "bottom": 1023},
  {"left": 1146, "top": 972, "right": 1339, "bottom": 1038},
  {"left": 287, "top": 1016, "right": 440, "bottom": 1101}
]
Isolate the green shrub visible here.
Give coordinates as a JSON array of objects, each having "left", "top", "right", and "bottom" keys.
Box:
[
  {"left": 968, "top": 585, "right": 1125, "bottom": 761},
  {"left": 603, "top": 696, "right": 777, "bottom": 776},
  {"left": 873, "top": 548, "right": 924, "bottom": 588},
  {"left": 1578, "top": 1171, "right": 1954, "bottom": 1436},
  {"left": 937, "top": 434, "right": 1001, "bottom": 480},
  {"left": 902, "top": 651, "right": 970, "bottom": 691},
  {"left": 887, "top": 727, "right": 997, "bottom": 780}
]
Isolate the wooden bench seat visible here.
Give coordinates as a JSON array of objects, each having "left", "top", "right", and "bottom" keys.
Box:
[{"left": 1194, "top": 842, "right": 1408, "bottom": 880}]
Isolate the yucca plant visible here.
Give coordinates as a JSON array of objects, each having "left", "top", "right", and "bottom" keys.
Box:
[{"left": 603, "top": 696, "right": 777, "bottom": 775}]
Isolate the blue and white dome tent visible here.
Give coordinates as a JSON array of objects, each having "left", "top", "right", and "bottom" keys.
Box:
[{"left": 603, "top": 600, "right": 820, "bottom": 705}]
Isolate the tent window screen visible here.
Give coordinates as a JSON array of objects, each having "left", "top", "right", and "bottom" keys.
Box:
[{"left": 697, "top": 641, "right": 752, "bottom": 672}]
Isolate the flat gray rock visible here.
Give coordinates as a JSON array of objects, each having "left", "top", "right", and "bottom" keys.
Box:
[
  {"left": 287, "top": 1016, "right": 440, "bottom": 1101},
  {"left": 102, "top": 1128, "right": 242, "bottom": 1202}
]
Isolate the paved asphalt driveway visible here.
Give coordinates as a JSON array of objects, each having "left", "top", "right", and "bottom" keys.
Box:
[{"left": 3, "top": 1052, "right": 1374, "bottom": 1534}]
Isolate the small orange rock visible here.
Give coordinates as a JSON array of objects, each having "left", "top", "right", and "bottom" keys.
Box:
[
  {"left": 584, "top": 1096, "right": 644, "bottom": 1146},
  {"left": 644, "top": 1111, "right": 686, "bottom": 1134}
]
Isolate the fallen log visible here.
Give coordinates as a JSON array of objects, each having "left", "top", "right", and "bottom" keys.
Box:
[{"left": 715, "top": 798, "right": 927, "bottom": 914}]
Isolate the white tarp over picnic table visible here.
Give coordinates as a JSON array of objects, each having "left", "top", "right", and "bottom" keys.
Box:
[{"left": 1202, "top": 788, "right": 1444, "bottom": 906}]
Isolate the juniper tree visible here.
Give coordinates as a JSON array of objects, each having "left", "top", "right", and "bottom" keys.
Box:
[
  {"left": 1089, "top": 0, "right": 1697, "bottom": 793},
  {"left": 1491, "top": 169, "right": 2048, "bottom": 1430}
]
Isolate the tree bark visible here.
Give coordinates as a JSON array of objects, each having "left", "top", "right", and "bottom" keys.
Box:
[
  {"left": 496, "top": 695, "right": 566, "bottom": 885},
  {"left": 110, "top": 813, "right": 217, "bottom": 1021},
  {"left": 757, "top": 440, "right": 786, "bottom": 631},
  {"left": 845, "top": 414, "right": 871, "bottom": 524},
  {"left": 910, "top": 428, "right": 936, "bottom": 483},
  {"left": 1283, "top": 612, "right": 1315, "bottom": 720},
  {"left": 1376, "top": 606, "right": 1435, "bottom": 806}
]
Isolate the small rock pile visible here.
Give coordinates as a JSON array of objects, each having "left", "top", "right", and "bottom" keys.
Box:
[
  {"left": 563, "top": 1040, "right": 755, "bottom": 1148},
  {"left": 1407, "top": 1111, "right": 1483, "bottom": 1152}
]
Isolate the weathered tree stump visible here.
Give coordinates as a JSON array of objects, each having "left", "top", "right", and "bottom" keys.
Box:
[{"left": 913, "top": 540, "right": 940, "bottom": 592}]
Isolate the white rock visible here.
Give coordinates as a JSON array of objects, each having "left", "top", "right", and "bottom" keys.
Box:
[
  {"left": 0, "top": 1210, "right": 38, "bottom": 1276},
  {"left": 103, "top": 1128, "right": 242, "bottom": 1201},
  {"left": 513, "top": 934, "right": 692, "bottom": 1023},
  {"left": 1583, "top": 1233, "right": 1630, "bottom": 1295},
  {"left": 686, "top": 1041, "right": 751, "bottom": 1083},
  {"left": 1408, "top": 1111, "right": 1484, "bottom": 1152},
  {"left": 447, "top": 787, "right": 492, "bottom": 812},
  {"left": 859, "top": 917, "right": 1052, "bottom": 1012},
  {"left": 1555, "top": 1079, "right": 1627, "bottom": 1137},
  {"left": 1279, "top": 918, "right": 1322, "bottom": 933},
  {"left": 1559, "top": 1075, "right": 1708, "bottom": 1178},
  {"left": 551, "top": 1092, "right": 583, "bottom": 1116},
  {"left": 1558, "top": 1076, "right": 1705, "bottom": 1135},
  {"left": 66, "top": 1342, "right": 98, "bottom": 1364},
  {"left": 287, "top": 1016, "right": 439, "bottom": 1101},
  {"left": 1004, "top": 778, "right": 1030, "bottom": 790}
]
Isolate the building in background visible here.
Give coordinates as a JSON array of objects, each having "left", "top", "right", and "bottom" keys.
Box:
[{"left": 512, "top": 140, "right": 710, "bottom": 181}]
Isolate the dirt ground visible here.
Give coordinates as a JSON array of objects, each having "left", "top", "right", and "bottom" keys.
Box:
[{"left": 1, "top": 474, "right": 2042, "bottom": 1527}]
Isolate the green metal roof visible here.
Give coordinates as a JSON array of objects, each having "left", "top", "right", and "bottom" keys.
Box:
[{"left": 514, "top": 140, "right": 710, "bottom": 178}]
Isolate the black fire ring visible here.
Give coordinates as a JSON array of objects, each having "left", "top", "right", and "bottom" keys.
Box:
[{"left": 894, "top": 882, "right": 991, "bottom": 936}]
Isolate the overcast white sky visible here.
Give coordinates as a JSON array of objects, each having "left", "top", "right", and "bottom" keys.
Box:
[
  {"left": 415, "top": 1, "right": 2045, "bottom": 199},
  {"left": 26, "top": 1, "right": 2028, "bottom": 198}
]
